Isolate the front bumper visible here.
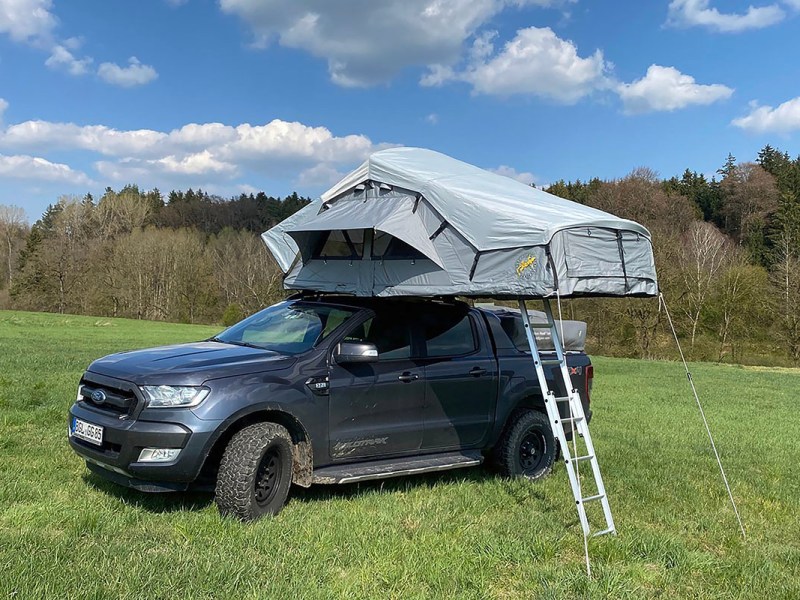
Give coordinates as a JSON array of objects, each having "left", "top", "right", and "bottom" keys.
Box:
[{"left": 68, "top": 399, "right": 220, "bottom": 489}]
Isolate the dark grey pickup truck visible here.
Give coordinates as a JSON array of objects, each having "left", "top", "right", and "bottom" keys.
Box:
[{"left": 68, "top": 296, "right": 593, "bottom": 520}]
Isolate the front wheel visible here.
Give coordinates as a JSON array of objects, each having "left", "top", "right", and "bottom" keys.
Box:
[
  {"left": 215, "top": 422, "right": 293, "bottom": 521},
  {"left": 495, "top": 410, "right": 556, "bottom": 480}
]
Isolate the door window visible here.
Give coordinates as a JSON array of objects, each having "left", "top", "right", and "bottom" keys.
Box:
[
  {"left": 422, "top": 311, "right": 477, "bottom": 358},
  {"left": 344, "top": 315, "right": 412, "bottom": 360}
]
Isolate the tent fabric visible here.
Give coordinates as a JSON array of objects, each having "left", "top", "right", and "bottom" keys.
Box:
[
  {"left": 262, "top": 147, "right": 658, "bottom": 299},
  {"left": 320, "top": 147, "right": 650, "bottom": 251}
]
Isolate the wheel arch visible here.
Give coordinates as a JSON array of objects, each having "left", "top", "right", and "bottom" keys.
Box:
[{"left": 200, "top": 408, "right": 314, "bottom": 488}]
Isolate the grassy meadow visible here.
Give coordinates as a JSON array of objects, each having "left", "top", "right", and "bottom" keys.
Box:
[{"left": 0, "top": 309, "right": 798, "bottom": 599}]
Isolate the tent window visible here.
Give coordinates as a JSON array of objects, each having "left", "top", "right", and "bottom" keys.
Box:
[
  {"left": 313, "top": 229, "right": 364, "bottom": 259},
  {"left": 372, "top": 231, "right": 426, "bottom": 260}
]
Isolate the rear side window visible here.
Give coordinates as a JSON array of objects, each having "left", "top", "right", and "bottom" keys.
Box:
[
  {"left": 499, "top": 315, "right": 529, "bottom": 352},
  {"left": 422, "top": 311, "right": 477, "bottom": 358}
]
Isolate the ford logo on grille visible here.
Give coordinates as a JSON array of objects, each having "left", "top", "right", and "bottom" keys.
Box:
[{"left": 90, "top": 389, "right": 107, "bottom": 405}]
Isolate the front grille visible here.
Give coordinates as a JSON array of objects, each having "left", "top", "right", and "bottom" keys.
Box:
[{"left": 79, "top": 380, "right": 139, "bottom": 417}]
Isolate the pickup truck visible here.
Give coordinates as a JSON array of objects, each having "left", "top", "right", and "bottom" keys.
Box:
[{"left": 67, "top": 296, "right": 593, "bottom": 521}]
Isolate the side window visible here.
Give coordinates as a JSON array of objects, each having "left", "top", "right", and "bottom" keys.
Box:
[
  {"left": 320, "top": 309, "right": 354, "bottom": 340},
  {"left": 313, "top": 229, "right": 364, "bottom": 259},
  {"left": 499, "top": 315, "right": 529, "bottom": 352},
  {"left": 372, "top": 232, "right": 427, "bottom": 260},
  {"left": 343, "top": 315, "right": 412, "bottom": 360},
  {"left": 422, "top": 311, "right": 477, "bottom": 358}
]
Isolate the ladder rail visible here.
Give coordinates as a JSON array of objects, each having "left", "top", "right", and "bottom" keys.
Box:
[
  {"left": 517, "top": 299, "right": 616, "bottom": 539},
  {"left": 542, "top": 300, "right": 617, "bottom": 535}
]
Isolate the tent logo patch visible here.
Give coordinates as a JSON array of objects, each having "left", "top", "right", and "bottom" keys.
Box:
[{"left": 515, "top": 254, "right": 537, "bottom": 278}]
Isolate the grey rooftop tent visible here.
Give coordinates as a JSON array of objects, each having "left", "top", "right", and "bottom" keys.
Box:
[{"left": 262, "top": 147, "right": 657, "bottom": 298}]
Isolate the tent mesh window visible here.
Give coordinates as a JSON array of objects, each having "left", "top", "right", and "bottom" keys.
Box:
[
  {"left": 372, "top": 231, "right": 426, "bottom": 261},
  {"left": 313, "top": 229, "right": 364, "bottom": 259}
]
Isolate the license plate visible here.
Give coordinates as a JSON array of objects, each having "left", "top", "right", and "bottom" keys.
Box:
[{"left": 71, "top": 417, "right": 104, "bottom": 446}]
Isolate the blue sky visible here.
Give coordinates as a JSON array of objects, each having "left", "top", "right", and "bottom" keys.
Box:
[{"left": 1, "top": 0, "right": 799, "bottom": 222}]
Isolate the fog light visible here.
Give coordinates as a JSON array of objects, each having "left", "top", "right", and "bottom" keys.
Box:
[{"left": 138, "top": 448, "right": 181, "bottom": 463}]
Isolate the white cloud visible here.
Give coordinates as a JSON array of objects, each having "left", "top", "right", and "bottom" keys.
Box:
[
  {"left": 0, "top": 153, "right": 93, "bottom": 185},
  {"left": 0, "top": 119, "right": 381, "bottom": 169},
  {"left": 732, "top": 97, "right": 800, "bottom": 134},
  {"left": 95, "top": 151, "right": 238, "bottom": 183},
  {"left": 45, "top": 44, "right": 92, "bottom": 75},
  {"left": 490, "top": 165, "right": 536, "bottom": 185},
  {"left": 219, "top": 0, "right": 568, "bottom": 87},
  {"left": 667, "top": 0, "right": 785, "bottom": 32},
  {"left": 425, "top": 113, "right": 439, "bottom": 125},
  {"left": 296, "top": 163, "right": 346, "bottom": 187},
  {"left": 0, "top": 121, "right": 169, "bottom": 156},
  {"left": 97, "top": 57, "right": 158, "bottom": 87},
  {"left": 0, "top": 114, "right": 390, "bottom": 192},
  {"left": 0, "top": 98, "right": 8, "bottom": 124},
  {"left": 0, "top": 0, "right": 57, "bottom": 44},
  {"left": 424, "top": 26, "right": 609, "bottom": 104},
  {"left": 617, "top": 65, "right": 733, "bottom": 114}
]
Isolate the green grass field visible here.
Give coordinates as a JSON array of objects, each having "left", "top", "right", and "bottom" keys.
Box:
[{"left": 1, "top": 310, "right": 798, "bottom": 599}]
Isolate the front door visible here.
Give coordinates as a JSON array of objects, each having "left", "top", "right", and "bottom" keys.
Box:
[{"left": 328, "top": 308, "right": 424, "bottom": 461}]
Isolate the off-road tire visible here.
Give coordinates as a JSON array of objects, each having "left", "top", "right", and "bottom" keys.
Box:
[
  {"left": 495, "top": 409, "right": 556, "bottom": 480},
  {"left": 215, "top": 422, "right": 293, "bottom": 521}
]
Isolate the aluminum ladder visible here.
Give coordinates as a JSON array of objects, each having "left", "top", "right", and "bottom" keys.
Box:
[{"left": 518, "top": 299, "right": 616, "bottom": 539}]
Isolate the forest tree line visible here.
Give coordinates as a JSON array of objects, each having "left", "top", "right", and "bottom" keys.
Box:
[{"left": 1, "top": 144, "right": 799, "bottom": 365}]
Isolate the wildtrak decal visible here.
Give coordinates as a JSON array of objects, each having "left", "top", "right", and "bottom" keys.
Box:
[{"left": 332, "top": 437, "right": 389, "bottom": 456}]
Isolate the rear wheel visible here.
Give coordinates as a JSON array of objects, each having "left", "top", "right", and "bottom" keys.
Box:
[
  {"left": 215, "top": 422, "right": 293, "bottom": 521},
  {"left": 495, "top": 410, "right": 556, "bottom": 480}
]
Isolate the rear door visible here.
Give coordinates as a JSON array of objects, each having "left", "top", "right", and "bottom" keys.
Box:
[
  {"left": 420, "top": 307, "right": 497, "bottom": 450},
  {"left": 327, "top": 306, "right": 424, "bottom": 460}
]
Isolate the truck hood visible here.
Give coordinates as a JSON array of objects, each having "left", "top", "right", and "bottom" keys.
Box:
[{"left": 87, "top": 341, "right": 296, "bottom": 386}]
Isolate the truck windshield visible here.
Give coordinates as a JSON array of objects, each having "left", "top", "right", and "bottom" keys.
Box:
[{"left": 213, "top": 301, "right": 358, "bottom": 355}]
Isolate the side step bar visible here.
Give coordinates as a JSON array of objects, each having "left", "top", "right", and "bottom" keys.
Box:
[{"left": 312, "top": 450, "right": 483, "bottom": 484}]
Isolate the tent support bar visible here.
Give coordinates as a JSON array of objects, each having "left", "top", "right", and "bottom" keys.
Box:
[
  {"left": 429, "top": 221, "right": 448, "bottom": 241},
  {"left": 616, "top": 231, "right": 629, "bottom": 292},
  {"left": 544, "top": 245, "right": 559, "bottom": 291},
  {"left": 469, "top": 252, "right": 482, "bottom": 281}
]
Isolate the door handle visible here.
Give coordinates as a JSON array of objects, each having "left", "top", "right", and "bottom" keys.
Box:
[
  {"left": 469, "top": 367, "right": 487, "bottom": 377},
  {"left": 398, "top": 372, "right": 419, "bottom": 383}
]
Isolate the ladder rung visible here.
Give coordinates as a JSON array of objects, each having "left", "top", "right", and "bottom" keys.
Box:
[
  {"left": 552, "top": 395, "right": 571, "bottom": 403},
  {"left": 591, "top": 527, "right": 616, "bottom": 538},
  {"left": 570, "top": 454, "right": 595, "bottom": 463},
  {"left": 580, "top": 493, "right": 605, "bottom": 503},
  {"left": 540, "top": 359, "right": 563, "bottom": 365},
  {"left": 560, "top": 415, "right": 584, "bottom": 424},
  {"left": 530, "top": 323, "right": 552, "bottom": 329}
]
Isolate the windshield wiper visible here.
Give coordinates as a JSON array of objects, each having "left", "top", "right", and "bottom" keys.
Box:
[{"left": 208, "top": 337, "right": 265, "bottom": 350}]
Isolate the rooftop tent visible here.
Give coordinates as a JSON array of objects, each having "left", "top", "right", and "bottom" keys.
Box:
[{"left": 261, "top": 147, "right": 657, "bottom": 298}]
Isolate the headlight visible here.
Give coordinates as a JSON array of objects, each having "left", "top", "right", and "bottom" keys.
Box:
[{"left": 140, "top": 385, "right": 210, "bottom": 408}]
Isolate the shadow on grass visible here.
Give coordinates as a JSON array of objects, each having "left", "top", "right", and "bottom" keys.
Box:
[
  {"left": 82, "top": 472, "right": 214, "bottom": 513},
  {"left": 82, "top": 465, "right": 560, "bottom": 517},
  {"left": 289, "top": 466, "right": 553, "bottom": 508}
]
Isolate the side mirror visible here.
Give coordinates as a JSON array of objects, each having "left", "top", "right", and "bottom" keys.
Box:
[{"left": 334, "top": 342, "right": 379, "bottom": 364}]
